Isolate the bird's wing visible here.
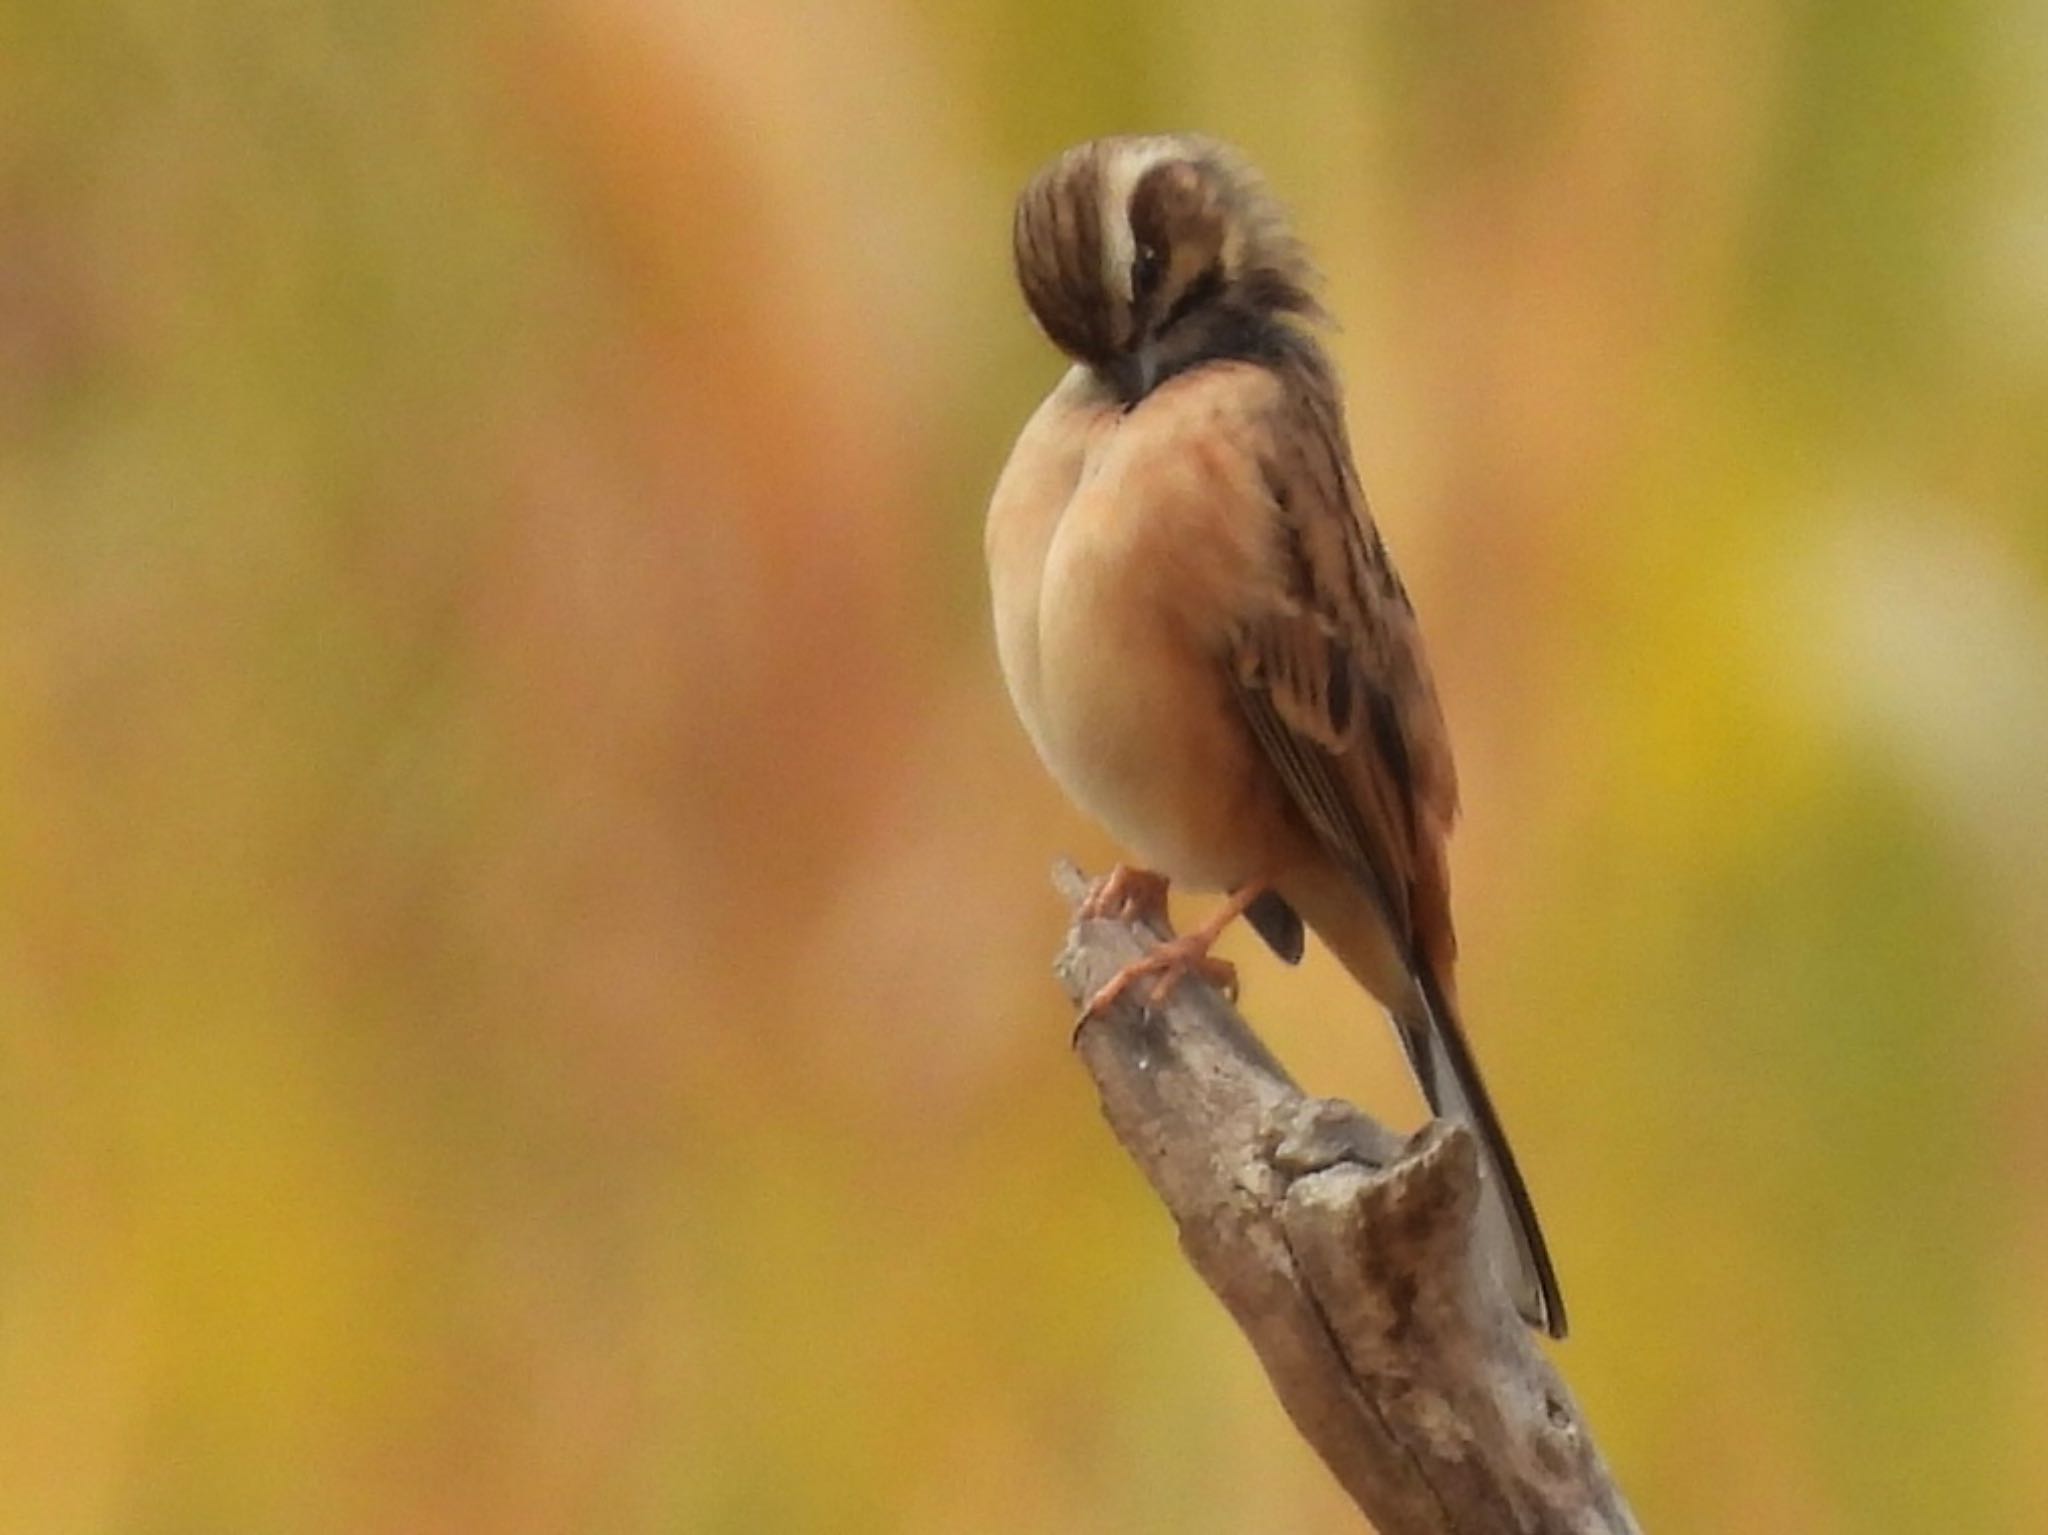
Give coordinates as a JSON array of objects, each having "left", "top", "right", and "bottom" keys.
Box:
[
  {"left": 1221, "top": 362, "right": 1566, "bottom": 1338},
  {"left": 1223, "top": 364, "right": 1458, "bottom": 962}
]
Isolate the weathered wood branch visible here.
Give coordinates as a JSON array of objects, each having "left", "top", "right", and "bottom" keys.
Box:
[{"left": 1053, "top": 860, "right": 1641, "bottom": 1535}]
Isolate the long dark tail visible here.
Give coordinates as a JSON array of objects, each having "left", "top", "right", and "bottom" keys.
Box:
[{"left": 1394, "top": 961, "right": 1568, "bottom": 1339}]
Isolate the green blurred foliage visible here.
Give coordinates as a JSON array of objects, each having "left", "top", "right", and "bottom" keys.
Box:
[{"left": 3, "top": 0, "right": 2045, "bottom": 1530}]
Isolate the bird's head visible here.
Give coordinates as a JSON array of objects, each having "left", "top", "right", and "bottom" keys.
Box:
[{"left": 1011, "top": 134, "right": 1322, "bottom": 401}]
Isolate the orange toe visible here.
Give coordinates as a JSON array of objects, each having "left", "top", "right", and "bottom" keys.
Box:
[
  {"left": 1079, "top": 864, "right": 1172, "bottom": 928},
  {"left": 1082, "top": 932, "right": 1239, "bottom": 1019}
]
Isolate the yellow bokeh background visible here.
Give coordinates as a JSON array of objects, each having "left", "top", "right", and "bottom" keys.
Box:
[{"left": 6, "top": 2, "right": 2047, "bottom": 1530}]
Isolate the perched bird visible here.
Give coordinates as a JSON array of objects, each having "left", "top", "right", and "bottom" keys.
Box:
[{"left": 986, "top": 135, "right": 1567, "bottom": 1338}]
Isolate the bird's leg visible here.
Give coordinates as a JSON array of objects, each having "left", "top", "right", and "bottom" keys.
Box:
[
  {"left": 1081, "top": 880, "right": 1269, "bottom": 1020},
  {"left": 1078, "top": 864, "right": 1173, "bottom": 931}
]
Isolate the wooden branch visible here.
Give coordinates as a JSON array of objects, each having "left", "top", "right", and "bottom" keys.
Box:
[{"left": 1053, "top": 861, "right": 1642, "bottom": 1535}]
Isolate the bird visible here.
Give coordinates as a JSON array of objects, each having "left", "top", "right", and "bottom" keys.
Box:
[{"left": 985, "top": 134, "right": 1567, "bottom": 1338}]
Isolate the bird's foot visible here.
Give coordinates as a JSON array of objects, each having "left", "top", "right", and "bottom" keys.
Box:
[
  {"left": 1078, "top": 864, "right": 1172, "bottom": 930},
  {"left": 1076, "top": 878, "right": 1271, "bottom": 1023},
  {"left": 1081, "top": 932, "right": 1240, "bottom": 1019}
]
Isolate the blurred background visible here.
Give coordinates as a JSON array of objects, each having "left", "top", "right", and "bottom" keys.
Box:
[{"left": 4, "top": 0, "right": 2046, "bottom": 1530}]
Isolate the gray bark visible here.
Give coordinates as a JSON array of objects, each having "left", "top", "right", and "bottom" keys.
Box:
[{"left": 1053, "top": 861, "right": 1642, "bottom": 1535}]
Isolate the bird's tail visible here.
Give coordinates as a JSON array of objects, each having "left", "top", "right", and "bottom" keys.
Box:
[{"left": 1394, "top": 961, "right": 1568, "bottom": 1339}]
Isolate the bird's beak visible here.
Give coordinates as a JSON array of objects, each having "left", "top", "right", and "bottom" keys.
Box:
[
  {"left": 1109, "top": 344, "right": 1160, "bottom": 403},
  {"left": 1135, "top": 343, "right": 1160, "bottom": 396}
]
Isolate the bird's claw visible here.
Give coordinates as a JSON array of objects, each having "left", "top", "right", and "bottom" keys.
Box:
[
  {"left": 1079, "top": 865, "right": 1172, "bottom": 930},
  {"left": 1080, "top": 933, "right": 1239, "bottom": 1021}
]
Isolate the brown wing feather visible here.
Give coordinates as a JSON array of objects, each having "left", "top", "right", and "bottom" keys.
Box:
[{"left": 1225, "top": 358, "right": 1457, "bottom": 966}]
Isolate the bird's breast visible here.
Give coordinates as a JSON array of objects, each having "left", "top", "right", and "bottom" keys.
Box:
[
  {"left": 998, "top": 374, "right": 1291, "bottom": 891},
  {"left": 986, "top": 368, "right": 1110, "bottom": 771}
]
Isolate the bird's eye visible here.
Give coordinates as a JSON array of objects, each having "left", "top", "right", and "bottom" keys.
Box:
[{"left": 1131, "top": 242, "right": 1166, "bottom": 302}]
